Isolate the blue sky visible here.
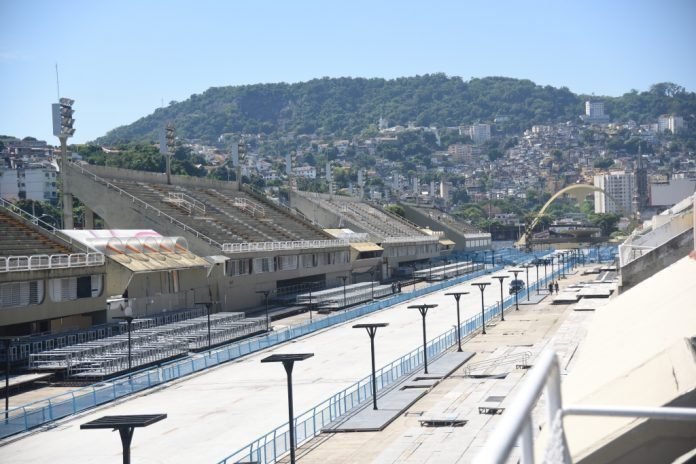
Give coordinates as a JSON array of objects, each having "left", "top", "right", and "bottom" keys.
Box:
[{"left": 1, "top": 0, "right": 695, "bottom": 144}]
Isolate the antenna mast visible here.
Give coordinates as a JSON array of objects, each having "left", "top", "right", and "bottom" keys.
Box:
[{"left": 55, "top": 63, "right": 60, "bottom": 99}]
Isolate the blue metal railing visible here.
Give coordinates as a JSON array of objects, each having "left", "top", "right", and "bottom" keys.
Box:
[
  {"left": 0, "top": 260, "right": 516, "bottom": 440},
  {"left": 218, "top": 258, "right": 570, "bottom": 464}
]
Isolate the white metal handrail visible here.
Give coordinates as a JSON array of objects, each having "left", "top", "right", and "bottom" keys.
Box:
[
  {"left": 381, "top": 235, "right": 440, "bottom": 244},
  {"left": 233, "top": 198, "right": 265, "bottom": 217},
  {"left": 0, "top": 252, "right": 105, "bottom": 273},
  {"left": 474, "top": 348, "right": 696, "bottom": 464},
  {"left": 68, "top": 161, "right": 222, "bottom": 248},
  {"left": 221, "top": 239, "right": 348, "bottom": 254},
  {"left": 166, "top": 192, "right": 206, "bottom": 214}
]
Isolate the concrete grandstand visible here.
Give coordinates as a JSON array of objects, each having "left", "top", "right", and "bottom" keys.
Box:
[{"left": 2, "top": 166, "right": 694, "bottom": 464}]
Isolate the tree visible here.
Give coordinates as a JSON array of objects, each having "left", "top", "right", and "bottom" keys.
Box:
[
  {"left": 588, "top": 213, "right": 620, "bottom": 236},
  {"left": 385, "top": 204, "right": 405, "bottom": 218},
  {"left": 594, "top": 158, "right": 614, "bottom": 169}
]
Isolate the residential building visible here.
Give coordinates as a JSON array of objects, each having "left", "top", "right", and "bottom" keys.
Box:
[
  {"left": 0, "top": 162, "right": 59, "bottom": 202},
  {"left": 657, "top": 114, "right": 685, "bottom": 134},
  {"left": 594, "top": 171, "right": 635, "bottom": 215},
  {"left": 583, "top": 100, "right": 610, "bottom": 123},
  {"left": 293, "top": 166, "right": 316, "bottom": 179},
  {"left": 466, "top": 124, "right": 491, "bottom": 144}
]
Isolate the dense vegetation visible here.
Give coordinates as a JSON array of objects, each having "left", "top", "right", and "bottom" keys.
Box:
[{"left": 95, "top": 75, "right": 696, "bottom": 145}]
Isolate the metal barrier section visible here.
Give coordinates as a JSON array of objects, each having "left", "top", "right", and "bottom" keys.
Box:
[
  {"left": 0, "top": 252, "right": 105, "bottom": 273},
  {"left": 217, "top": 259, "right": 569, "bottom": 464}
]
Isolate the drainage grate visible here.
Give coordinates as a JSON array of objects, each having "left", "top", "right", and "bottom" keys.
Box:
[
  {"left": 420, "top": 419, "right": 467, "bottom": 428},
  {"left": 486, "top": 395, "right": 506, "bottom": 402}
]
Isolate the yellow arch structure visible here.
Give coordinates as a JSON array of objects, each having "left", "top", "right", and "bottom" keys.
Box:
[{"left": 516, "top": 184, "right": 623, "bottom": 249}]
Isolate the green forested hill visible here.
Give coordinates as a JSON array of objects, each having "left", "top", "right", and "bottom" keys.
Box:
[{"left": 94, "top": 75, "right": 695, "bottom": 145}]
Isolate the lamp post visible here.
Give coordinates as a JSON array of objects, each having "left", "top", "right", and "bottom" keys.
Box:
[
  {"left": 337, "top": 276, "right": 348, "bottom": 308},
  {"left": 407, "top": 304, "right": 438, "bottom": 374},
  {"left": 522, "top": 264, "right": 532, "bottom": 301},
  {"left": 508, "top": 269, "right": 522, "bottom": 311},
  {"left": 428, "top": 259, "right": 433, "bottom": 281},
  {"left": 1, "top": 337, "right": 14, "bottom": 420},
  {"left": 492, "top": 275, "right": 509, "bottom": 321},
  {"left": 534, "top": 260, "right": 540, "bottom": 295},
  {"left": 81, "top": 414, "right": 167, "bottom": 464},
  {"left": 114, "top": 304, "right": 134, "bottom": 372},
  {"left": 368, "top": 268, "right": 376, "bottom": 300},
  {"left": 261, "top": 353, "right": 314, "bottom": 464},
  {"left": 412, "top": 264, "right": 417, "bottom": 293},
  {"left": 543, "top": 258, "right": 549, "bottom": 287},
  {"left": 560, "top": 252, "right": 566, "bottom": 278},
  {"left": 256, "top": 290, "right": 272, "bottom": 332},
  {"left": 353, "top": 323, "right": 389, "bottom": 410},
  {"left": 445, "top": 292, "right": 469, "bottom": 352},
  {"left": 471, "top": 282, "right": 491, "bottom": 334}
]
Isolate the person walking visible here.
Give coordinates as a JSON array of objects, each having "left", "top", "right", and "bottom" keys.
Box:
[
  {"left": 554, "top": 281, "right": 559, "bottom": 294},
  {"left": 548, "top": 282, "right": 553, "bottom": 294}
]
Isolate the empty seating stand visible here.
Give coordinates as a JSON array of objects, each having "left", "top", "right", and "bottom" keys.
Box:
[
  {"left": 29, "top": 311, "right": 266, "bottom": 379},
  {"left": 0, "top": 210, "right": 73, "bottom": 257},
  {"left": 103, "top": 178, "right": 332, "bottom": 245}
]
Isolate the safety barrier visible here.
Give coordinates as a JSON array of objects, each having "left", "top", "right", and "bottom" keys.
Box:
[
  {"left": 0, "top": 262, "right": 511, "bottom": 440},
  {"left": 221, "top": 239, "right": 348, "bottom": 254},
  {"left": 218, "top": 258, "right": 570, "bottom": 464},
  {"left": 0, "top": 252, "right": 105, "bottom": 273}
]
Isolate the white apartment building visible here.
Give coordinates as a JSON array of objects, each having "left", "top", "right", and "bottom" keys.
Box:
[
  {"left": 583, "top": 100, "right": 610, "bottom": 123},
  {"left": 657, "top": 115, "right": 684, "bottom": 134},
  {"left": 0, "top": 163, "right": 58, "bottom": 202},
  {"left": 467, "top": 124, "right": 491, "bottom": 144},
  {"left": 585, "top": 100, "right": 605, "bottom": 118},
  {"left": 292, "top": 166, "right": 316, "bottom": 179},
  {"left": 594, "top": 171, "right": 635, "bottom": 215}
]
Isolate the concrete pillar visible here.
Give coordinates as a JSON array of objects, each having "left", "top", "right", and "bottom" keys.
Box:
[
  {"left": 60, "top": 137, "right": 74, "bottom": 229},
  {"left": 84, "top": 206, "right": 95, "bottom": 229}
]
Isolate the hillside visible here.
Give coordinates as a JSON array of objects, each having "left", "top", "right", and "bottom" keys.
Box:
[{"left": 94, "top": 75, "right": 695, "bottom": 145}]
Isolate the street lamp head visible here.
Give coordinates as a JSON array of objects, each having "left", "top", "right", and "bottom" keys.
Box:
[
  {"left": 353, "top": 323, "right": 389, "bottom": 329},
  {"left": 471, "top": 282, "right": 490, "bottom": 290},
  {"left": 445, "top": 291, "right": 470, "bottom": 297},
  {"left": 407, "top": 304, "right": 438, "bottom": 310},
  {"left": 261, "top": 353, "right": 314, "bottom": 363},
  {"left": 493, "top": 275, "right": 509, "bottom": 282}
]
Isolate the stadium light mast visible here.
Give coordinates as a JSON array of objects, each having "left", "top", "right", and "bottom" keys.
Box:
[
  {"left": 160, "top": 123, "right": 176, "bottom": 185},
  {"left": 236, "top": 139, "right": 246, "bottom": 191},
  {"left": 52, "top": 97, "right": 75, "bottom": 229}
]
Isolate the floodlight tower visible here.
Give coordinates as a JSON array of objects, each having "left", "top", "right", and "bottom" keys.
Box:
[
  {"left": 52, "top": 97, "right": 76, "bottom": 229},
  {"left": 236, "top": 139, "right": 246, "bottom": 191},
  {"left": 160, "top": 123, "right": 176, "bottom": 185}
]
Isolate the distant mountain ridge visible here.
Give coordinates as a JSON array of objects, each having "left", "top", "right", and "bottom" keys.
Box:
[{"left": 94, "top": 75, "right": 695, "bottom": 145}]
